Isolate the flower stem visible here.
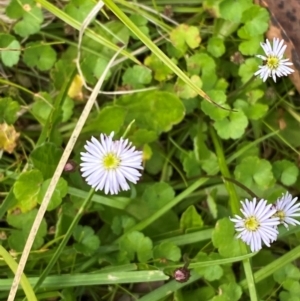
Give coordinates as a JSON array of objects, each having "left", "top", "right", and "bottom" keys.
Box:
[
  {"left": 32, "top": 188, "right": 95, "bottom": 293},
  {"left": 210, "top": 127, "right": 258, "bottom": 301}
]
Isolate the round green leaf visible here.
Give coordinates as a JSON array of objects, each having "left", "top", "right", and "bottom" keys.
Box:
[
  {"left": 30, "top": 142, "right": 63, "bottom": 179},
  {"left": 153, "top": 242, "right": 181, "bottom": 262},
  {"left": 64, "top": 0, "right": 95, "bottom": 22},
  {"left": 219, "top": 0, "right": 242, "bottom": 23},
  {"left": 0, "top": 34, "right": 21, "bottom": 67},
  {"left": 239, "top": 36, "right": 262, "bottom": 55},
  {"left": 180, "top": 205, "right": 204, "bottom": 230},
  {"left": 214, "top": 110, "right": 248, "bottom": 139},
  {"left": 119, "top": 231, "right": 153, "bottom": 263},
  {"left": 84, "top": 106, "right": 126, "bottom": 134},
  {"left": 122, "top": 65, "right": 152, "bottom": 89},
  {"left": 116, "top": 91, "right": 185, "bottom": 133},
  {"left": 234, "top": 156, "right": 275, "bottom": 190},
  {"left": 273, "top": 160, "right": 299, "bottom": 186},
  {"left": 14, "top": 6, "right": 43, "bottom": 37},
  {"left": 212, "top": 218, "right": 242, "bottom": 257},
  {"left": 142, "top": 182, "right": 175, "bottom": 209},
  {"left": 7, "top": 209, "right": 47, "bottom": 251},
  {"left": 23, "top": 43, "right": 57, "bottom": 71},
  {"left": 73, "top": 225, "right": 100, "bottom": 256},
  {"left": 207, "top": 37, "right": 226, "bottom": 58},
  {"left": 37, "top": 178, "right": 68, "bottom": 211},
  {"left": 175, "top": 75, "right": 202, "bottom": 99},
  {"left": 13, "top": 170, "right": 43, "bottom": 212},
  {"left": 0, "top": 97, "right": 20, "bottom": 124}
]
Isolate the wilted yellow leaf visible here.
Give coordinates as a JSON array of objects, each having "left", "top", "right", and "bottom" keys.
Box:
[
  {"left": 68, "top": 74, "right": 84, "bottom": 100},
  {"left": 0, "top": 123, "right": 20, "bottom": 153}
]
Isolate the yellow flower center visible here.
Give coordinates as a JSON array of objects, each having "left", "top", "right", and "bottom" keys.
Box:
[
  {"left": 244, "top": 216, "right": 259, "bottom": 231},
  {"left": 266, "top": 56, "right": 279, "bottom": 70},
  {"left": 103, "top": 153, "right": 120, "bottom": 169},
  {"left": 275, "top": 210, "right": 285, "bottom": 222}
]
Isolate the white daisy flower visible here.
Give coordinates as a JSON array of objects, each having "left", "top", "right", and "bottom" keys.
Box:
[
  {"left": 230, "top": 198, "right": 280, "bottom": 252},
  {"left": 80, "top": 132, "right": 143, "bottom": 195},
  {"left": 274, "top": 192, "right": 300, "bottom": 229},
  {"left": 254, "top": 38, "right": 294, "bottom": 82}
]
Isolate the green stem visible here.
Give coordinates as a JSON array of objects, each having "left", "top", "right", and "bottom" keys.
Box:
[
  {"left": 240, "top": 244, "right": 300, "bottom": 289},
  {"left": 210, "top": 127, "right": 258, "bottom": 301},
  {"left": 120, "top": 177, "right": 207, "bottom": 237},
  {"left": 209, "top": 127, "right": 240, "bottom": 214},
  {"left": 0, "top": 245, "right": 37, "bottom": 301},
  {"left": 103, "top": 0, "right": 216, "bottom": 106},
  {"left": 32, "top": 188, "right": 95, "bottom": 292}
]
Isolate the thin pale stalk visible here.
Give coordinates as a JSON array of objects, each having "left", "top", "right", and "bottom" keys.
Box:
[{"left": 7, "top": 46, "right": 124, "bottom": 301}]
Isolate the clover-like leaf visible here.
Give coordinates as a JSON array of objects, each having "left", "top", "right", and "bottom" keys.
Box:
[
  {"left": 234, "top": 99, "right": 268, "bottom": 120},
  {"left": 31, "top": 93, "right": 53, "bottom": 125},
  {"left": 239, "top": 36, "right": 262, "bottom": 56},
  {"left": 128, "top": 129, "right": 157, "bottom": 147},
  {"left": 219, "top": 0, "right": 242, "bottom": 23},
  {"left": 207, "top": 37, "right": 226, "bottom": 58},
  {"left": 145, "top": 143, "right": 165, "bottom": 175},
  {"left": 30, "top": 142, "right": 63, "bottom": 179},
  {"left": 144, "top": 53, "right": 176, "bottom": 81},
  {"left": 182, "top": 151, "right": 202, "bottom": 177},
  {"left": 64, "top": 0, "right": 95, "bottom": 22},
  {"left": 23, "top": 42, "right": 57, "bottom": 71},
  {"left": 118, "top": 231, "right": 153, "bottom": 263},
  {"left": 111, "top": 215, "right": 136, "bottom": 235},
  {"left": 214, "top": 110, "right": 248, "bottom": 140},
  {"left": 122, "top": 65, "right": 152, "bottom": 89},
  {"left": 51, "top": 49, "right": 77, "bottom": 90},
  {"left": 186, "top": 52, "right": 216, "bottom": 76},
  {"left": 7, "top": 209, "right": 47, "bottom": 251},
  {"left": 212, "top": 218, "right": 242, "bottom": 258},
  {"left": 194, "top": 252, "right": 223, "bottom": 281},
  {"left": 142, "top": 182, "right": 175, "bottom": 209},
  {"left": 175, "top": 75, "right": 202, "bottom": 99},
  {"left": 273, "top": 160, "right": 299, "bottom": 186},
  {"left": 234, "top": 156, "right": 275, "bottom": 190},
  {"left": 0, "top": 34, "right": 21, "bottom": 67},
  {"left": 180, "top": 205, "right": 204, "bottom": 230},
  {"left": 153, "top": 242, "right": 181, "bottom": 262},
  {"left": 130, "top": 14, "right": 149, "bottom": 39},
  {"left": 37, "top": 178, "right": 68, "bottom": 211},
  {"left": 84, "top": 106, "right": 126, "bottom": 134},
  {"left": 13, "top": 4, "right": 44, "bottom": 37},
  {"left": 5, "top": 0, "right": 26, "bottom": 18},
  {"left": 13, "top": 170, "right": 43, "bottom": 213},
  {"left": 238, "top": 58, "right": 260, "bottom": 83},
  {"left": 201, "top": 90, "right": 229, "bottom": 121},
  {"left": 274, "top": 263, "right": 300, "bottom": 284},
  {"left": 0, "top": 97, "right": 20, "bottom": 124},
  {"left": 116, "top": 91, "right": 185, "bottom": 133},
  {"left": 212, "top": 283, "right": 242, "bottom": 301},
  {"left": 73, "top": 225, "right": 100, "bottom": 256},
  {"left": 170, "top": 24, "right": 201, "bottom": 53},
  {"left": 238, "top": 6, "right": 269, "bottom": 39}
]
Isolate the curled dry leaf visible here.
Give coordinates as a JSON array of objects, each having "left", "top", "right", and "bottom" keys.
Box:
[
  {"left": 255, "top": 0, "right": 300, "bottom": 92},
  {"left": 0, "top": 123, "right": 20, "bottom": 153},
  {"left": 68, "top": 74, "right": 84, "bottom": 100}
]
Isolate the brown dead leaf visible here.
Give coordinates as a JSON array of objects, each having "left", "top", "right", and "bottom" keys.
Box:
[
  {"left": 0, "top": 123, "right": 20, "bottom": 153},
  {"left": 255, "top": 0, "right": 300, "bottom": 92}
]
